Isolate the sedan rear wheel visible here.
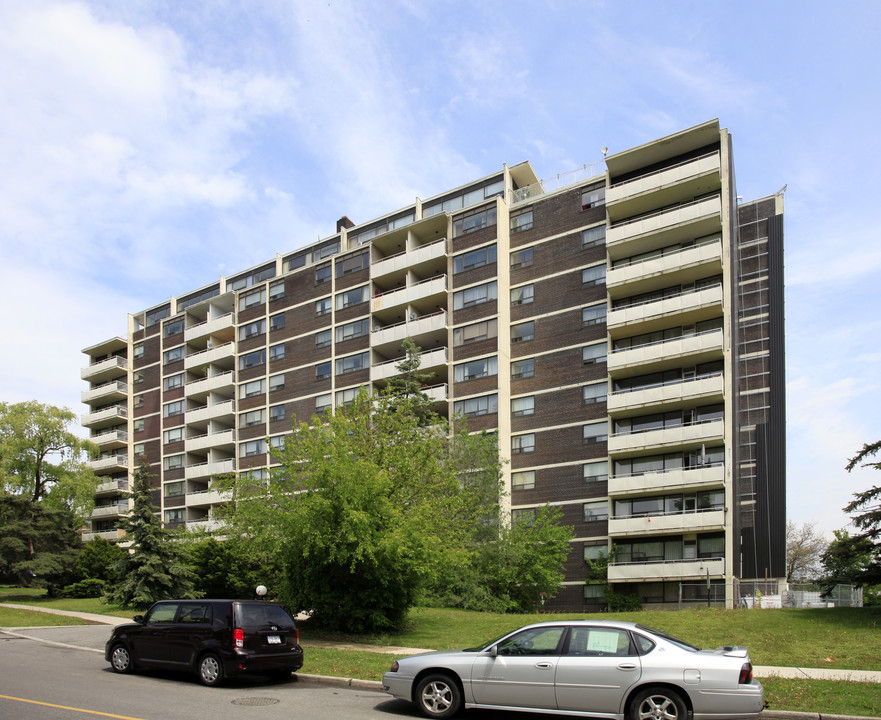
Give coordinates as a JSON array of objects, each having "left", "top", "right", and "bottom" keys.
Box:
[
  {"left": 415, "top": 673, "right": 462, "bottom": 719},
  {"left": 631, "top": 687, "right": 687, "bottom": 720},
  {"left": 109, "top": 644, "right": 134, "bottom": 674}
]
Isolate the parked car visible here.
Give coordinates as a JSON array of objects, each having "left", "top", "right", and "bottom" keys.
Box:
[
  {"left": 105, "top": 599, "right": 304, "bottom": 686},
  {"left": 382, "top": 619, "right": 764, "bottom": 720}
]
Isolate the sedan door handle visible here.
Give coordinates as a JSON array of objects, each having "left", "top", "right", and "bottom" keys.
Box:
[
  {"left": 617, "top": 663, "right": 638, "bottom": 671},
  {"left": 535, "top": 662, "right": 554, "bottom": 669}
]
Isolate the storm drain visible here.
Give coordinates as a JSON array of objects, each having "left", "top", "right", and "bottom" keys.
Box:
[{"left": 231, "top": 697, "right": 281, "bottom": 706}]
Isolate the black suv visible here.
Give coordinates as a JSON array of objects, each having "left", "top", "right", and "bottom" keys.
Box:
[{"left": 105, "top": 599, "right": 304, "bottom": 686}]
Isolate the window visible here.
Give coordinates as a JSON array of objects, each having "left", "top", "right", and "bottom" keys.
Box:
[
  {"left": 269, "top": 405, "right": 286, "bottom": 423},
  {"left": 146, "top": 306, "right": 170, "bottom": 327},
  {"left": 164, "top": 481, "right": 185, "bottom": 497},
  {"left": 453, "top": 206, "right": 497, "bottom": 237},
  {"left": 583, "top": 542, "right": 607, "bottom": 562},
  {"left": 163, "top": 400, "right": 184, "bottom": 418},
  {"left": 336, "top": 386, "right": 361, "bottom": 406},
  {"left": 269, "top": 343, "right": 285, "bottom": 361},
  {"left": 240, "top": 379, "right": 265, "bottom": 398},
  {"left": 133, "top": 371, "right": 144, "bottom": 385},
  {"left": 336, "top": 319, "right": 368, "bottom": 342},
  {"left": 512, "top": 471, "right": 535, "bottom": 490},
  {"left": 511, "top": 246, "right": 533, "bottom": 269},
  {"left": 336, "top": 253, "right": 368, "bottom": 277},
  {"left": 269, "top": 313, "right": 285, "bottom": 331},
  {"left": 269, "top": 435, "right": 286, "bottom": 451},
  {"left": 511, "top": 396, "right": 535, "bottom": 417},
  {"left": 584, "top": 501, "right": 608, "bottom": 521},
  {"left": 582, "top": 304, "right": 607, "bottom": 326},
  {"left": 240, "top": 349, "right": 265, "bottom": 370},
  {"left": 512, "top": 507, "right": 536, "bottom": 525},
  {"left": 316, "top": 361, "right": 332, "bottom": 380},
  {"left": 240, "top": 409, "right": 265, "bottom": 428},
  {"left": 583, "top": 460, "right": 609, "bottom": 483},
  {"left": 583, "top": 382, "right": 607, "bottom": 405},
  {"left": 582, "top": 264, "right": 606, "bottom": 287},
  {"left": 511, "top": 357, "right": 534, "bottom": 379},
  {"left": 581, "top": 186, "right": 605, "bottom": 209},
  {"left": 164, "top": 319, "right": 183, "bottom": 337},
  {"left": 453, "top": 281, "right": 497, "bottom": 310},
  {"left": 315, "top": 393, "right": 332, "bottom": 412},
  {"left": 453, "top": 318, "right": 497, "bottom": 346},
  {"left": 336, "top": 352, "right": 368, "bottom": 375},
  {"left": 315, "top": 264, "right": 331, "bottom": 284},
  {"left": 134, "top": 395, "right": 144, "bottom": 408},
  {"left": 583, "top": 421, "right": 608, "bottom": 444},
  {"left": 512, "top": 433, "right": 535, "bottom": 454},
  {"left": 269, "top": 374, "right": 285, "bottom": 392},
  {"left": 239, "top": 289, "right": 266, "bottom": 311},
  {"left": 133, "top": 443, "right": 145, "bottom": 456},
  {"left": 163, "top": 454, "right": 184, "bottom": 471},
  {"left": 315, "top": 329, "right": 332, "bottom": 348},
  {"left": 316, "top": 297, "right": 332, "bottom": 316},
  {"left": 336, "top": 285, "right": 369, "bottom": 310},
  {"left": 163, "top": 374, "right": 184, "bottom": 391},
  {"left": 454, "top": 356, "right": 498, "bottom": 382},
  {"left": 583, "top": 583, "right": 606, "bottom": 602},
  {"left": 511, "top": 321, "right": 534, "bottom": 343},
  {"left": 269, "top": 281, "right": 285, "bottom": 301},
  {"left": 163, "top": 427, "right": 185, "bottom": 444},
  {"left": 133, "top": 343, "right": 145, "bottom": 359},
  {"left": 582, "top": 225, "right": 606, "bottom": 248},
  {"left": 510, "top": 209, "right": 533, "bottom": 233},
  {"left": 454, "top": 245, "right": 497, "bottom": 273},
  {"left": 241, "top": 440, "right": 267, "bottom": 457},
  {"left": 164, "top": 509, "right": 185, "bottom": 524},
  {"left": 583, "top": 343, "right": 607, "bottom": 365},
  {"left": 239, "top": 320, "right": 265, "bottom": 340},
  {"left": 133, "top": 419, "right": 145, "bottom": 433},
  {"left": 510, "top": 284, "right": 534, "bottom": 306},
  {"left": 163, "top": 347, "right": 183, "bottom": 364},
  {"left": 454, "top": 394, "right": 498, "bottom": 417}
]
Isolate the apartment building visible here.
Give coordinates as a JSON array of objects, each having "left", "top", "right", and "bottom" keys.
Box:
[{"left": 80, "top": 119, "right": 786, "bottom": 609}]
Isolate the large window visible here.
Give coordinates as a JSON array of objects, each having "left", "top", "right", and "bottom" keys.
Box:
[
  {"left": 163, "top": 347, "right": 184, "bottom": 364},
  {"left": 163, "top": 427, "right": 185, "bottom": 444},
  {"left": 453, "top": 281, "right": 497, "bottom": 310},
  {"left": 453, "top": 318, "right": 497, "bottom": 346},
  {"left": 453, "top": 206, "right": 497, "bottom": 237},
  {"left": 163, "top": 374, "right": 184, "bottom": 391},
  {"left": 512, "top": 433, "right": 535, "bottom": 454},
  {"left": 164, "top": 319, "right": 183, "bottom": 338},
  {"left": 582, "top": 304, "right": 607, "bottom": 326},
  {"left": 269, "top": 374, "right": 285, "bottom": 392},
  {"left": 581, "top": 186, "right": 605, "bottom": 210},
  {"left": 240, "top": 349, "right": 265, "bottom": 370},
  {"left": 512, "top": 470, "right": 535, "bottom": 490},
  {"left": 336, "top": 319, "right": 368, "bottom": 342},
  {"left": 315, "top": 393, "right": 332, "bottom": 412},
  {"left": 511, "top": 396, "right": 534, "bottom": 417},
  {"left": 269, "top": 313, "right": 285, "bottom": 331},
  {"left": 241, "top": 440, "right": 267, "bottom": 457},
  {"left": 583, "top": 460, "right": 608, "bottom": 483},
  {"left": 269, "top": 281, "right": 285, "bottom": 301},
  {"left": 315, "top": 329, "right": 332, "bottom": 349},
  {"left": 511, "top": 246, "right": 534, "bottom": 269},
  {"left": 454, "top": 245, "right": 496, "bottom": 273},
  {"left": 163, "top": 400, "right": 184, "bottom": 418},
  {"left": 454, "top": 394, "right": 498, "bottom": 417},
  {"left": 336, "top": 285, "right": 369, "bottom": 310},
  {"left": 240, "top": 409, "right": 265, "bottom": 428},
  {"left": 336, "top": 352, "right": 368, "bottom": 375},
  {"left": 583, "top": 500, "right": 608, "bottom": 521},
  {"left": 241, "top": 379, "right": 265, "bottom": 398},
  {"left": 163, "top": 454, "right": 184, "bottom": 471},
  {"left": 239, "top": 319, "right": 265, "bottom": 340},
  {"left": 454, "top": 356, "right": 498, "bottom": 382},
  {"left": 510, "top": 209, "right": 533, "bottom": 233},
  {"left": 239, "top": 289, "right": 265, "bottom": 311},
  {"left": 582, "top": 225, "right": 606, "bottom": 248},
  {"left": 511, "top": 357, "right": 534, "bottom": 379},
  {"left": 583, "top": 342, "right": 607, "bottom": 365},
  {"left": 315, "top": 362, "right": 332, "bottom": 380},
  {"left": 583, "top": 421, "right": 608, "bottom": 444},
  {"left": 335, "top": 386, "right": 362, "bottom": 406},
  {"left": 582, "top": 382, "right": 607, "bottom": 405},
  {"left": 582, "top": 264, "right": 606, "bottom": 287},
  {"left": 269, "top": 405, "right": 285, "bottom": 423},
  {"left": 269, "top": 343, "right": 285, "bottom": 361},
  {"left": 316, "top": 297, "right": 332, "bottom": 316},
  {"left": 510, "top": 284, "right": 534, "bottom": 306},
  {"left": 315, "top": 264, "right": 331, "bottom": 284},
  {"left": 336, "top": 252, "right": 368, "bottom": 277},
  {"left": 511, "top": 321, "right": 534, "bottom": 343}
]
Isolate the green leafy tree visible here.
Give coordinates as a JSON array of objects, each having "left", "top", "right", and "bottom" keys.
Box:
[
  {"left": 383, "top": 338, "right": 436, "bottom": 424},
  {"left": 72, "top": 536, "right": 127, "bottom": 583},
  {"left": 0, "top": 400, "right": 98, "bottom": 519},
  {"left": 183, "top": 536, "right": 280, "bottom": 599},
  {"left": 0, "top": 494, "right": 80, "bottom": 593},
  {"left": 105, "top": 460, "right": 198, "bottom": 609}
]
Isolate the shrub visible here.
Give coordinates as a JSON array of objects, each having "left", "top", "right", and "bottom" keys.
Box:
[{"left": 57, "top": 578, "right": 107, "bottom": 598}]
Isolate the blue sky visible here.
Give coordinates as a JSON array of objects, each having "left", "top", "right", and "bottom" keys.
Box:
[{"left": 1, "top": 0, "right": 879, "bottom": 538}]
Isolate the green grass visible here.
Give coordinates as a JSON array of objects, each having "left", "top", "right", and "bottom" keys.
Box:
[
  {"left": 0, "top": 607, "right": 92, "bottom": 627},
  {"left": 762, "top": 677, "right": 881, "bottom": 716},
  {"left": 0, "top": 587, "right": 131, "bottom": 618}
]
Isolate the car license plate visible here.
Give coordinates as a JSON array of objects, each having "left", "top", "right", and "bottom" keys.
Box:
[{"left": 267, "top": 635, "right": 281, "bottom": 644}]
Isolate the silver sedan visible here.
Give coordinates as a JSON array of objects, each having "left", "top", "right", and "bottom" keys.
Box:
[{"left": 382, "top": 619, "right": 764, "bottom": 720}]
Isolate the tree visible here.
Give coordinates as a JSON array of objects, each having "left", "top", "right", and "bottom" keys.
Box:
[
  {"left": 0, "top": 494, "right": 80, "bottom": 593},
  {"left": 183, "top": 536, "right": 279, "bottom": 599},
  {"left": 105, "top": 460, "right": 198, "bottom": 609},
  {"left": 72, "top": 536, "right": 127, "bottom": 583},
  {"left": 844, "top": 441, "right": 881, "bottom": 542},
  {"left": 0, "top": 400, "right": 98, "bottom": 520},
  {"left": 785, "top": 520, "right": 828, "bottom": 581}
]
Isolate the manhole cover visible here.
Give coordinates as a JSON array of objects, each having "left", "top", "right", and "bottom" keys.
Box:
[{"left": 231, "top": 697, "right": 281, "bottom": 706}]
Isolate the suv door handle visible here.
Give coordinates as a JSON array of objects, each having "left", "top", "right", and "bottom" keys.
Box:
[
  {"left": 617, "top": 663, "right": 638, "bottom": 671},
  {"left": 535, "top": 662, "right": 554, "bottom": 669}
]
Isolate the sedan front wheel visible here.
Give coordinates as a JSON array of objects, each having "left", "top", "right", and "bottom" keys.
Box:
[
  {"left": 415, "top": 673, "right": 462, "bottom": 719},
  {"left": 631, "top": 687, "right": 687, "bottom": 720}
]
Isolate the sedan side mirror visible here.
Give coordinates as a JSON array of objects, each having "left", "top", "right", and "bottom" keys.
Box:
[{"left": 489, "top": 645, "right": 498, "bottom": 658}]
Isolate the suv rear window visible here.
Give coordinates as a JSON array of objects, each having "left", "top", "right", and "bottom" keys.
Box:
[{"left": 236, "top": 604, "right": 295, "bottom": 628}]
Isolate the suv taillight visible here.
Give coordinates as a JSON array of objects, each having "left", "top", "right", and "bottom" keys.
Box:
[
  {"left": 295, "top": 628, "right": 299, "bottom": 645},
  {"left": 739, "top": 662, "right": 753, "bottom": 684},
  {"left": 234, "top": 628, "right": 244, "bottom": 648}
]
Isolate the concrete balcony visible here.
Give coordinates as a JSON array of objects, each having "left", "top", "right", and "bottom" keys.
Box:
[
  {"left": 371, "top": 346, "right": 448, "bottom": 382},
  {"left": 607, "top": 284, "right": 723, "bottom": 337},
  {"left": 184, "top": 342, "right": 235, "bottom": 372},
  {"left": 187, "top": 400, "right": 235, "bottom": 426},
  {"left": 606, "top": 151, "right": 721, "bottom": 221},
  {"left": 88, "top": 454, "right": 129, "bottom": 473},
  {"left": 185, "top": 371, "right": 235, "bottom": 399},
  {"left": 185, "top": 429, "right": 235, "bottom": 453},
  {"left": 186, "top": 488, "right": 233, "bottom": 508},
  {"left": 608, "top": 508, "right": 725, "bottom": 537},
  {"left": 95, "top": 478, "right": 128, "bottom": 496},
  {"left": 607, "top": 241, "right": 723, "bottom": 299},
  {"left": 608, "top": 329, "right": 724, "bottom": 376},
  {"left": 372, "top": 237, "right": 447, "bottom": 280},
  {"left": 81, "top": 355, "right": 128, "bottom": 383},
  {"left": 424, "top": 383, "right": 449, "bottom": 403},
  {"left": 607, "top": 195, "right": 722, "bottom": 259},
  {"left": 91, "top": 429, "right": 128, "bottom": 450},
  {"left": 370, "top": 275, "right": 447, "bottom": 314},
  {"left": 372, "top": 311, "right": 447, "bottom": 349},
  {"left": 608, "top": 418, "right": 724, "bottom": 456},
  {"left": 82, "top": 529, "right": 126, "bottom": 543},
  {"left": 185, "top": 312, "right": 234, "bottom": 343},
  {"left": 81, "top": 405, "right": 128, "bottom": 429},
  {"left": 91, "top": 503, "right": 129, "bottom": 519},
  {"left": 186, "top": 518, "right": 224, "bottom": 532},
  {"left": 608, "top": 556, "right": 725, "bottom": 583},
  {"left": 607, "top": 373, "right": 724, "bottom": 415},
  {"left": 82, "top": 379, "right": 128, "bottom": 406},
  {"left": 185, "top": 458, "right": 235, "bottom": 480},
  {"left": 608, "top": 464, "right": 725, "bottom": 496}
]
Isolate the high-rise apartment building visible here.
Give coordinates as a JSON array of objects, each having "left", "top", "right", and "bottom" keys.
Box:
[{"left": 81, "top": 119, "right": 785, "bottom": 609}]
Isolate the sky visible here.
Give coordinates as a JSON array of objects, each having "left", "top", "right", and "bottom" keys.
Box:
[{"left": 1, "top": 0, "right": 879, "bottom": 539}]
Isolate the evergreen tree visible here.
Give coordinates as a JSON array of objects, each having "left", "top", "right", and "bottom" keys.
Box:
[{"left": 106, "top": 460, "right": 198, "bottom": 609}]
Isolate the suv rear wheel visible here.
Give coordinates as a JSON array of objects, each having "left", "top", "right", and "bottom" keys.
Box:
[{"left": 198, "top": 652, "right": 224, "bottom": 687}]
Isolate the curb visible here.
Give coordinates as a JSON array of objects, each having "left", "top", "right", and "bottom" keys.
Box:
[{"left": 761, "top": 713, "right": 881, "bottom": 720}]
